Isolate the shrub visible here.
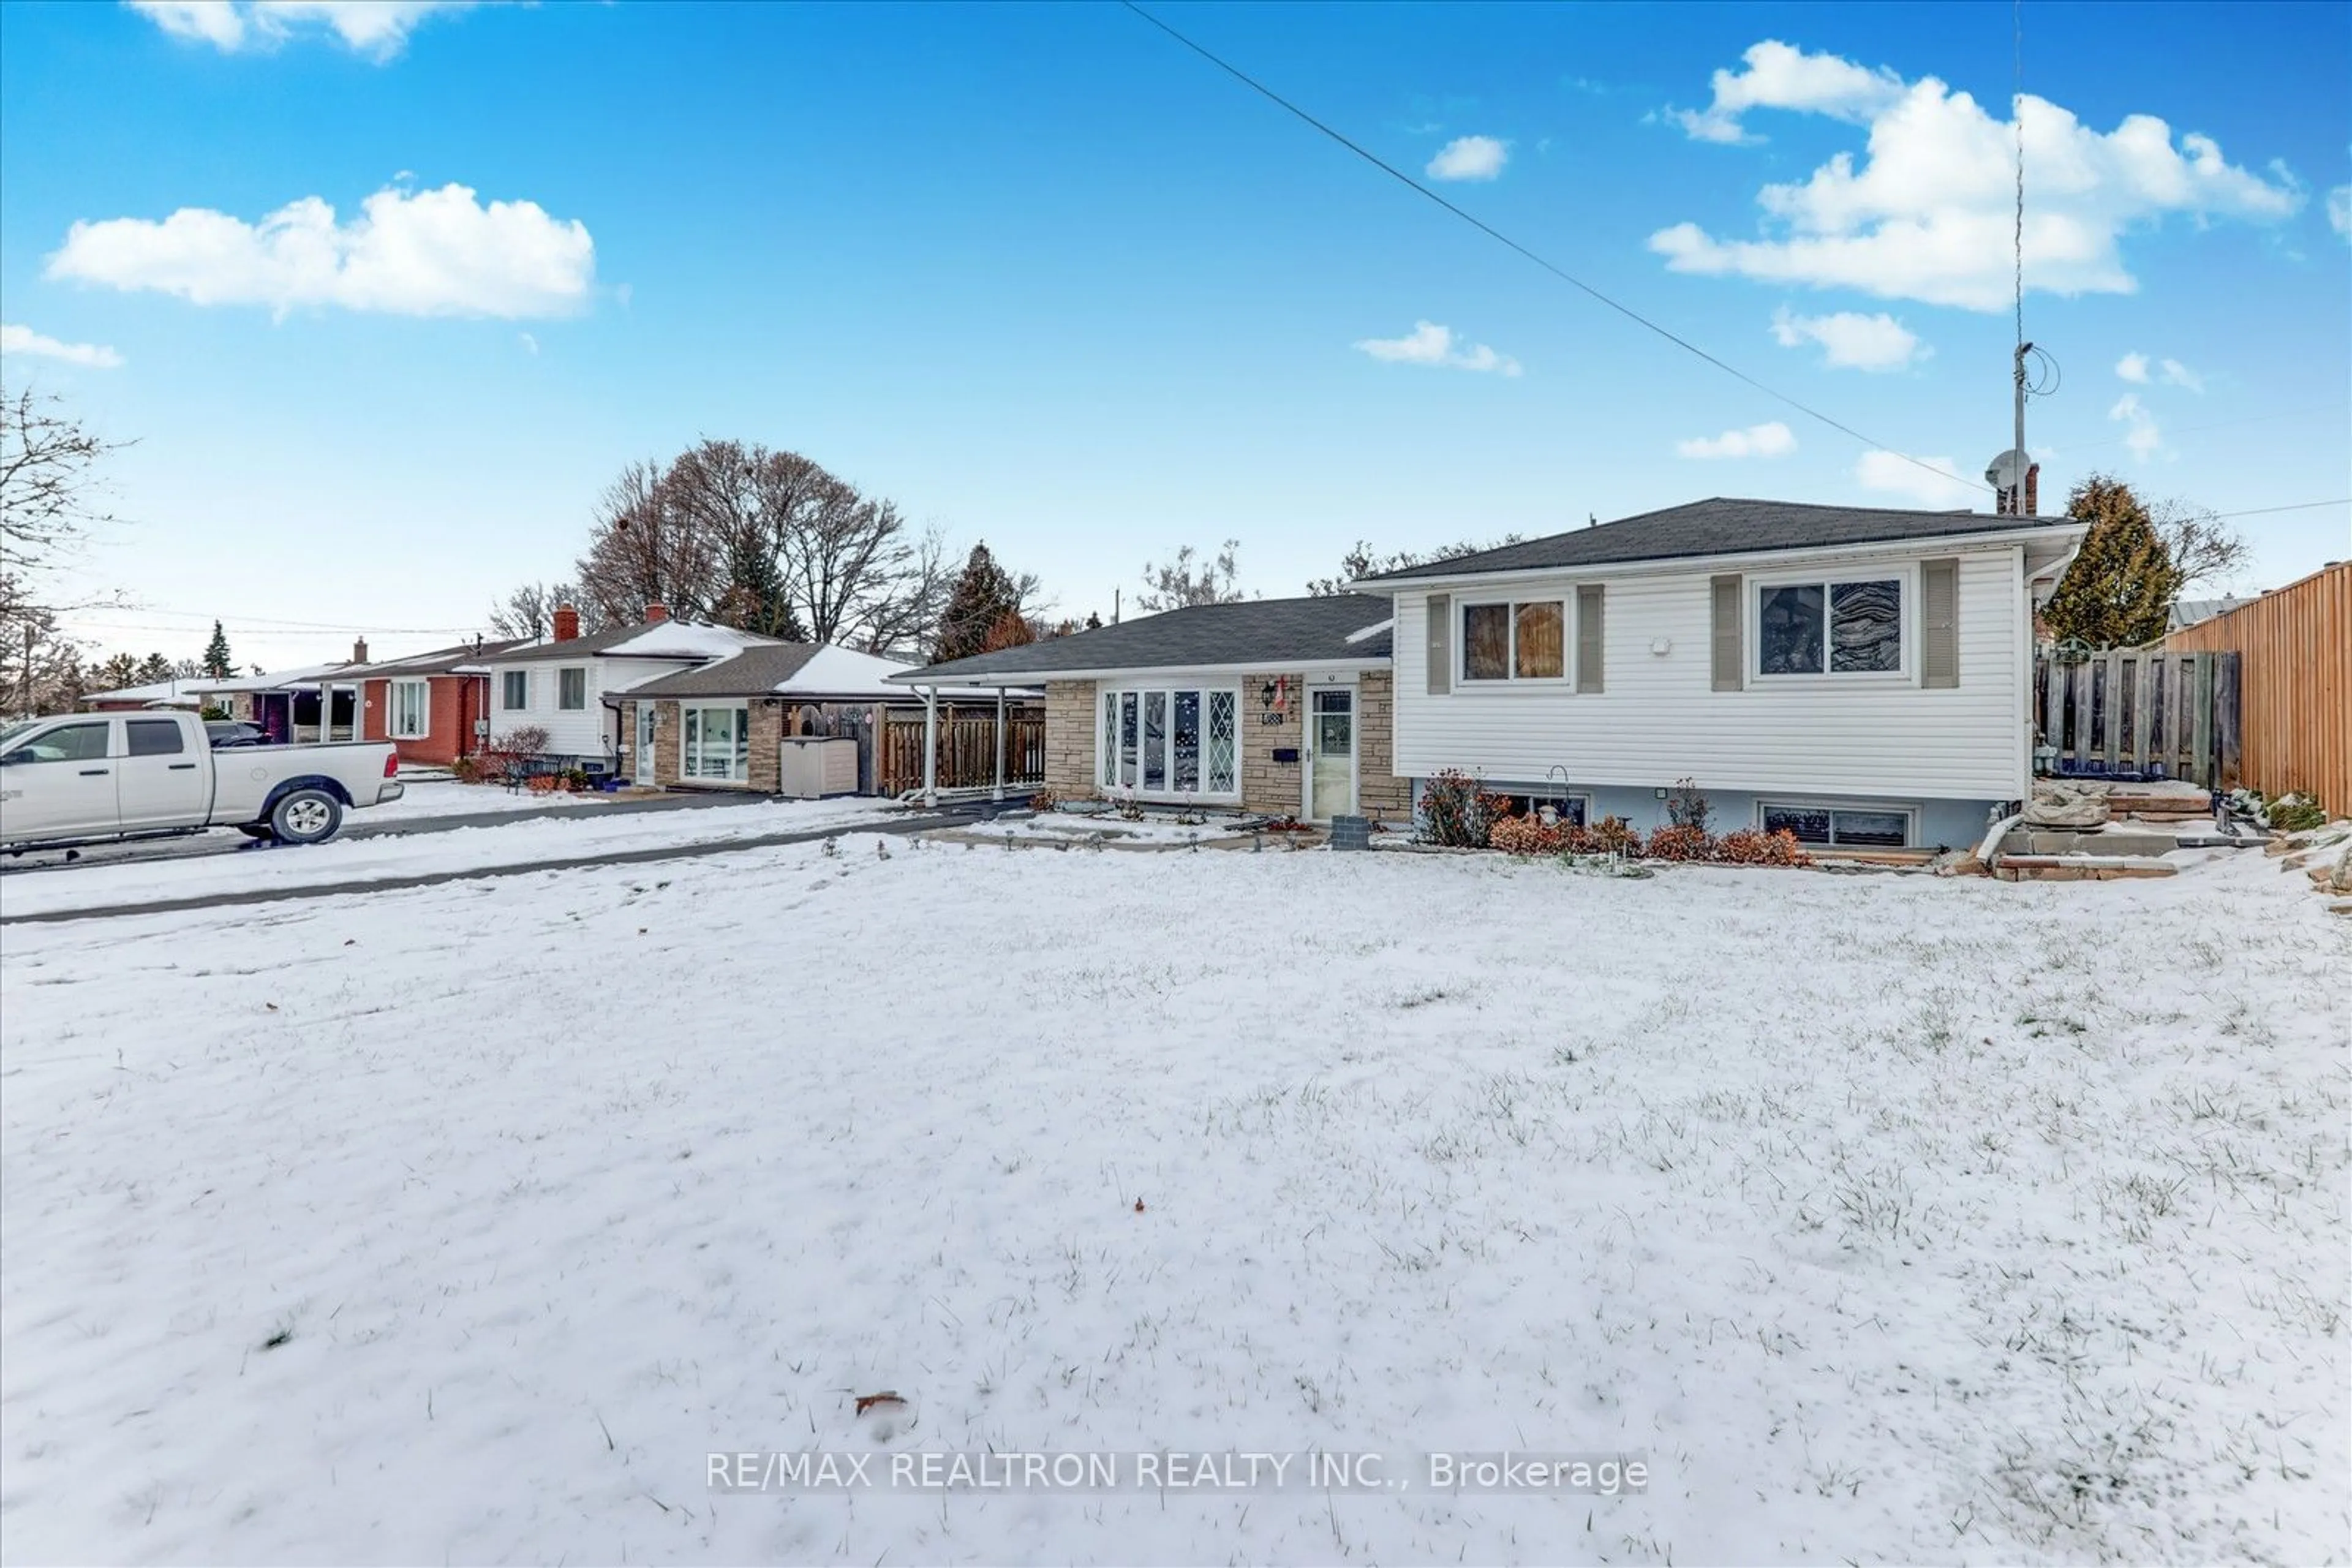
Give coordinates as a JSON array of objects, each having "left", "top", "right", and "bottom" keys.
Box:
[
  {"left": 1716, "top": 827, "right": 1811, "bottom": 866},
  {"left": 1420, "top": 769, "right": 1507, "bottom": 848},
  {"left": 525, "top": 774, "right": 566, "bottom": 794},
  {"left": 1572, "top": 815, "right": 1642, "bottom": 857},
  {"left": 198, "top": 704, "right": 231, "bottom": 722},
  {"left": 1664, "top": 777, "right": 1713, "bottom": 834},
  {"left": 1028, "top": 788, "right": 1058, "bottom": 812},
  {"left": 449, "top": 756, "right": 483, "bottom": 784},
  {"left": 2267, "top": 793, "right": 2328, "bottom": 833},
  {"left": 1644, "top": 824, "right": 1716, "bottom": 861},
  {"left": 489, "top": 725, "right": 551, "bottom": 763},
  {"left": 561, "top": 767, "right": 591, "bottom": 791},
  {"left": 1489, "top": 813, "right": 1564, "bottom": 856}
]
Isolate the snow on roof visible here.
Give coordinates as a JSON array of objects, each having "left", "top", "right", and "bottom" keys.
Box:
[
  {"left": 601, "top": 624, "right": 774, "bottom": 660},
  {"left": 624, "top": 642, "right": 1023, "bottom": 702},
  {"left": 81, "top": 677, "right": 206, "bottom": 704}
]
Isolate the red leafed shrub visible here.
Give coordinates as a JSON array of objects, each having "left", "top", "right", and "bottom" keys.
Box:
[
  {"left": 1643, "top": 824, "right": 1716, "bottom": 861},
  {"left": 1420, "top": 769, "right": 1508, "bottom": 848},
  {"left": 525, "top": 774, "right": 567, "bottom": 794},
  {"left": 1715, "top": 827, "right": 1811, "bottom": 866},
  {"left": 1571, "top": 815, "right": 1642, "bottom": 856},
  {"left": 1489, "top": 813, "right": 1564, "bottom": 856}
]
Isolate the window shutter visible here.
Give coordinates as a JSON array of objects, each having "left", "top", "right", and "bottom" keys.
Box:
[
  {"left": 1425, "top": 594, "right": 1451, "bottom": 695},
  {"left": 1921, "top": 557, "right": 1959, "bottom": 688},
  {"left": 1575, "top": 584, "right": 1604, "bottom": 693},
  {"left": 1710, "top": 575, "right": 1743, "bottom": 692}
]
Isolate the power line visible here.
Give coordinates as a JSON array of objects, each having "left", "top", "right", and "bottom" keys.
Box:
[
  {"left": 1120, "top": 2, "right": 1993, "bottom": 497},
  {"left": 2203, "top": 498, "right": 2350, "bottom": 522},
  {"left": 78, "top": 605, "right": 488, "bottom": 635}
]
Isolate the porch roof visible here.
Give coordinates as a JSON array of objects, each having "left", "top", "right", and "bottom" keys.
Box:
[{"left": 618, "top": 643, "right": 1022, "bottom": 703}]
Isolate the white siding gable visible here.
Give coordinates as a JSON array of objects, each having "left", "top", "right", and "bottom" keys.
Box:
[
  {"left": 481, "top": 654, "right": 689, "bottom": 760},
  {"left": 1390, "top": 543, "right": 2027, "bottom": 801}
]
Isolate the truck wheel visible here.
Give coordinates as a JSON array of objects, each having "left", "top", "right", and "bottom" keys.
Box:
[{"left": 270, "top": 788, "right": 343, "bottom": 845}]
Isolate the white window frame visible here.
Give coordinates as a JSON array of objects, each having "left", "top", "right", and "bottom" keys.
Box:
[
  {"left": 1756, "top": 799, "right": 1917, "bottom": 849},
  {"left": 1749, "top": 565, "right": 1915, "bottom": 684},
  {"left": 1095, "top": 684, "right": 1241, "bottom": 801},
  {"left": 680, "top": 704, "right": 751, "bottom": 784},
  {"left": 501, "top": 669, "right": 530, "bottom": 712},
  {"left": 1459, "top": 597, "right": 1572, "bottom": 685},
  {"left": 388, "top": 679, "right": 432, "bottom": 739},
  {"left": 557, "top": 666, "right": 589, "bottom": 711}
]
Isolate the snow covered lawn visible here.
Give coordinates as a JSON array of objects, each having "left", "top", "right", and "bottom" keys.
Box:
[
  {"left": 0, "top": 796, "right": 895, "bottom": 919},
  {"left": 1, "top": 846, "right": 2343, "bottom": 1564}
]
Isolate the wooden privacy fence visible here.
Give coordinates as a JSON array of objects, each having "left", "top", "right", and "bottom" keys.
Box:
[
  {"left": 2034, "top": 649, "right": 2240, "bottom": 789},
  {"left": 2163, "top": 561, "right": 2351, "bottom": 815},
  {"left": 876, "top": 706, "right": 1044, "bottom": 797}
]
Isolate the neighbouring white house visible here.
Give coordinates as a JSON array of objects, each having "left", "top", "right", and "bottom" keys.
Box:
[
  {"left": 1362, "top": 497, "right": 2086, "bottom": 850},
  {"left": 467, "top": 605, "right": 777, "bottom": 770}
]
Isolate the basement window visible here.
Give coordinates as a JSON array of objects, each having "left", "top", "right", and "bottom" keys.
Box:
[{"left": 1760, "top": 802, "right": 1913, "bottom": 848}]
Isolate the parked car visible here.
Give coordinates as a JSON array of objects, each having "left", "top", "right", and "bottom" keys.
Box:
[
  {"left": 205, "top": 720, "right": 268, "bottom": 748},
  {"left": 0, "top": 711, "right": 403, "bottom": 853}
]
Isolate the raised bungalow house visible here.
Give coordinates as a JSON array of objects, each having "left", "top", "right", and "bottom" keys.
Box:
[
  {"left": 895, "top": 499, "right": 2086, "bottom": 851},
  {"left": 613, "top": 644, "right": 1023, "bottom": 794},
  {"left": 1360, "top": 497, "right": 2086, "bottom": 850},
  {"left": 891, "top": 594, "right": 1408, "bottom": 822},
  {"left": 468, "top": 606, "right": 777, "bottom": 772},
  {"left": 349, "top": 637, "right": 529, "bottom": 767}
]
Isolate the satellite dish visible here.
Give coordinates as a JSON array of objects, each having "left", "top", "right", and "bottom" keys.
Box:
[{"left": 1985, "top": 448, "right": 2030, "bottom": 491}]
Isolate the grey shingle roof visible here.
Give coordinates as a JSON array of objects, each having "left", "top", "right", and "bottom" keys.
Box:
[
  {"left": 489, "top": 624, "right": 674, "bottom": 663},
  {"left": 1360, "top": 498, "right": 2075, "bottom": 582},
  {"left": 347, "top": 638, "right": 530, "bottom": 678},
  {"left": 616, "top": 644, "right": 825, "bottom": 698},
  {"left": 894, "top": 594, "right": 1395, "bottom": 683}
]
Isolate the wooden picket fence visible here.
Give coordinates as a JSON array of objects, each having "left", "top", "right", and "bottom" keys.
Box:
[
  {"left": 876, "top": 706, "right": 1044, "bottom": 797},
  {"left": 2034, "top": 649, "right": 2240, "bottom": 789},
  {"left": 2163, "top": 561, "right": 2351, "bottom": 815}
]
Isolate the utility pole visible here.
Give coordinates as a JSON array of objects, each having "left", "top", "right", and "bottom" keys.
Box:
[{"left": 20, "top": 622, "right": 32, "bottom": 718}]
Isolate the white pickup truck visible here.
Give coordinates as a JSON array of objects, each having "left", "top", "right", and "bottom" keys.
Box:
[{"left": 0, "top": 710, "right": 403, "bottom": 853}]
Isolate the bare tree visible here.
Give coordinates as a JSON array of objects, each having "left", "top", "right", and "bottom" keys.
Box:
[
  {"left": 779, "top": 481, "right": 935, "bottom": 650},
  {"left": 1305, "top": 535, "right": 1525, "bottom": 596},
  {"left": 2150, "top": 499, "right": 2251, "bottom": 594},
  {"left": 488, "top": 581, "right": 592, "bottom": 641},
  {"left": 574, "top": 459, "right": 715, "bottom": 627},
  {"left": 2, "top": 385, "right": 130, "bottom": 714},
  {"left": 1138, "top": 540, "right": 1244, "bottom": 612}
]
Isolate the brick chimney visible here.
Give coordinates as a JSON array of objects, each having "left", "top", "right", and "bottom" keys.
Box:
[
  {"left": 644, "top": 601, "right": 671, "bottom": 625},
  {"left": 352, "top": 636, "right": 369, "bottom": 664},
  {"left": 552, "top": 604, "right": 581, "bottom": 642},
  {"left": 2023, "top": 462, "right": 2040, "bottom": 518}
]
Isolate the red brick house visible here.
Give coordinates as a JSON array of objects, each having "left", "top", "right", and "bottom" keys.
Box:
[{"left": 351, "top": 638, "right": 530, "bottom": 767}]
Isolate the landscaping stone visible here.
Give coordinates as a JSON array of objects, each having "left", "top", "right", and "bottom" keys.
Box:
[{"left": 2024, "top": 782, "right": 2108, "bottom": 829}]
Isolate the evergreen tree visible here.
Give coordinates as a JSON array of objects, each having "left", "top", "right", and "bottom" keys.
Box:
[
  {"left": 201, "top": 620, "right": 234, "bottom": 679},
  {"left": 93, "top": 652, "right": 139, "bottom": 690},
  {"left": 933, "top": 543, "right": 1028, "bottom": 661},
  {"left": 717, "top": 528, "right": 807, "bottom": 641},
  {"left": 2042, "top": 475, "right": 2184, "bottom": 648},
  {"left": 134, "top": 652, "right": 173, "bottom": 684}
]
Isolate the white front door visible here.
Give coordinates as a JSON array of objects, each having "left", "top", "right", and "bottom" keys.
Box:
[
  {"left": 117, "top": 715, "right": 209, "bottom": 829},
  {"left": 634, "top": 704, "right": 657, "bottom": 785},
  {"left": 0, "top": 718, "right": 119, "bottom": 841},
  {"left": 1306, "top": 688, "right": 1355, "bottom": 820}
]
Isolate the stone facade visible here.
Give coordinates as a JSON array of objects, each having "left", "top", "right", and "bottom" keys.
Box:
[
  {"left": 1043, "top": 680, "right": 1099, "bottom": 797},
  {"left": 621, "top": 698, "right": 784, "bottom": 793},
  {"left": 1043, "top": 669, "right": 1406, "bottom": 822}
]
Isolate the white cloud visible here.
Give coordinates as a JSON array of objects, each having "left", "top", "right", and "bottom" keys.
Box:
[
  {"left": 1426, "top": 135, "right": 1509, "bottom": 182},
  {"left": 128, "top": 1, "right": 473, "bottom": 59},
  {"left": 1668, "top": 40, "right": 1904, "bottom": 145},
  {"left": 1768, "top": 307, "right": 1926, "bottom": 371},
  {"left": 1649, "top": 42, "right": 2301, "bottom": 311},
  {"left": 1854, "top": 450, "right": 1978, "bottom": 506},
  {"left": 0, "top": 323, "right": 124, "bottom": 368},
  {"left": 1353, "top": 320, "right": 1521, "bottom": 375},
  {"left": 2116, "top": 351, "right": 2201, "bottom": 391},
  {"left": 517, "top": 331, "right": 538, "bottom": 355},
  {"left": 47, "top": 183, "right": 596, "bottom": 319},
  {"left": 2108, "top": 393, "right": 2165, "bottom": 459},
  {"left": 1676, "top": 421, "right": 1795, "bottom": 459},
  {"left": 2330, "top": 184, "right": 2351, "bottom": 239}
]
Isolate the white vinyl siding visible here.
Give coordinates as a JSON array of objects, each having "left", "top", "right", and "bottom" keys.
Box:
[
  {"left": 388, "top": 679, "right": 431, "bottom": 739},
  {"left": 482, "top": 655, "right": 679, "bottom": 761},
  {"left": 1390, "top": 546, "right": 2027, "bottom": 802}
]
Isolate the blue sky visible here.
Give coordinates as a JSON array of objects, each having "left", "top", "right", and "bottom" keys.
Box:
[{"left": 2, "top": 0, "right": 2346, "bottom": 666}]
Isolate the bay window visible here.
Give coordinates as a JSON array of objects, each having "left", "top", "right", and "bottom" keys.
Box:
[
  {"left": 1099, "top": 685, "right": 1237, "bottom": 796},
  {"left": 388, "top": 679, "right": 431, "bottom": 739},
  {"left": 682, "top": 704, "right": 750, "bottom": 782}
]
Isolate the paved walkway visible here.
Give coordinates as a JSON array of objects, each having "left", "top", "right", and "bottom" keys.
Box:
[{"left": 0, "top": 805, "right": 1005, "bottom": 926}]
